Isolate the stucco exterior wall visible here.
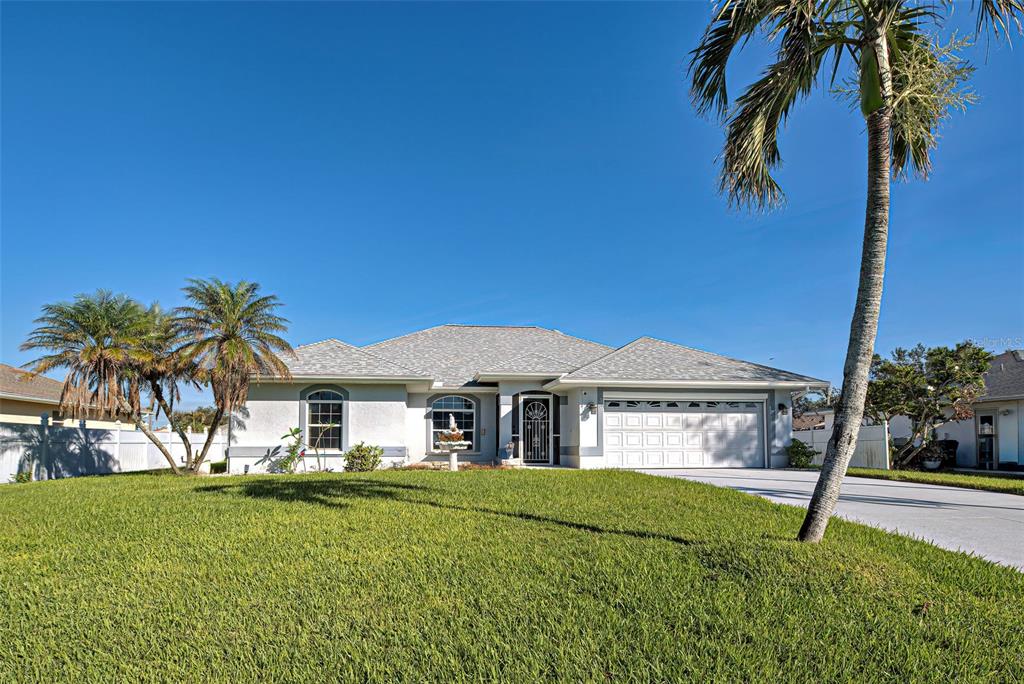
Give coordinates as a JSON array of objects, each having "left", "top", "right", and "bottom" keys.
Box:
[
  {"left": 0, "top": 397, "right": 134, "bottom": 430},
  {"left": 231, "top": 382, "right": 409, "bottom": 474},
  {"left": 406, "top": 391, "right": 497, "bottom": 462}
]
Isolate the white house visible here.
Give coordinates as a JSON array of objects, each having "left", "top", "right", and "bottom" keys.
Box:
[
  {"left": 229, "top": 325, "right": 827, "bottom": 473},
  {"left": 929, "top": 350, "right": 1024, "bottom": 469}
]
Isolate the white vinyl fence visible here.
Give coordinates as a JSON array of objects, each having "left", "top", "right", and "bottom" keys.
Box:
[
  {"left": 793, "top": 422, "right": 891, "bottom": 470},
  {"left": 1, "top": 419, "right": 226, "bottom": 483}
]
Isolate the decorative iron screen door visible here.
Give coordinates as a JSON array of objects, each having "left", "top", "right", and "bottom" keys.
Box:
[{"left": 522, "top": 398, "right": 551, "bottom": 464}]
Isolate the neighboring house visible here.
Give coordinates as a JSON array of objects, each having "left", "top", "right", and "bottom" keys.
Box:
[
  {"left": 230, "top": 325, "right": 827, "bottom": 473},
  {"left": 793, "top": 350, "right": 1024, "bottom": 471},
  {"left": 0, "top": 363, "right": 133, "bottom": 430},
  {"left": 928, "top": 350, "right": 1024, "bottom": 469}
]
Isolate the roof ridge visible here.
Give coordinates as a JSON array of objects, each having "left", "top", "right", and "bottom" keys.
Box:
[
  {"left": 362, "top": 324, "right": 448, "bottom": 348},
  {"left": 565, "top": 335, "right": 826, "bottom": 383},
  {"left": 564, "top": 336, "right": 645, "bottom": 375},
  {"left": 295, "top": 338, "right": 352, "bottom": 350},
  {"left": 542, "top": 326, "right": 615, "bottom": 351},
  {"left": 634, "top": 335, "right": 820, "bottom": 377}
]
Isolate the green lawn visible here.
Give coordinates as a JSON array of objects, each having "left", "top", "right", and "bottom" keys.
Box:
[
  {"left": 846, "top": 467, "right": 1024, "bottom": 496},
  {"left": 2, "top": 471, "right": 1022, "bottom": 682}
]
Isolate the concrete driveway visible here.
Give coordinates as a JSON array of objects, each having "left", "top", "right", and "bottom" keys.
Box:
[{"left": 642, "top": 469, "right": 1024, "bottom": 570}]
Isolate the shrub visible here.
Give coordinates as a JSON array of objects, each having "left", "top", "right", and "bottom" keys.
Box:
[
  {"left": 343, "top": 442, "right": 383, "bottom": 472},
  {"left": 208, "top": 461, "right": 227, "bottom": 475},
  {"left": 11, "top": 470, "right": 32, "bottom": 484},
  {"left": 786, "top": 439, "right": 819, "bottom": 469}
]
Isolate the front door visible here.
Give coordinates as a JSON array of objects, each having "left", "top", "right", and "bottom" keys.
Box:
[
  {"left": 977, "top": 413, "right": 997, "bottom": 470},
  {"left": 521, "top": 397, "right": 552, "bottom": 464}
]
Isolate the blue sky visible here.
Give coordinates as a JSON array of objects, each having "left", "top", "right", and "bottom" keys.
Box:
[{"left": 2, "top": 2, "right": 1022, "bottom": 409}]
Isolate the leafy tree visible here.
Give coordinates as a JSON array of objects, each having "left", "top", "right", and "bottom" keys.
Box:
[
  {"left": 865, "top": 342, "right": 992, "bottom": 467},
  {"left": 20, "top": 291, "right": 182, "bottom": 474},
  {"left": 171, "top": 406, "right": 226, "bottom": 433},
  {"left": 174, "top": 278, "right": 293, "bottom": 473},
  {"left": 689, "top": 0, "right": 1021, "bottom": 542},
  {"left": 792, "top": 387, "right": 840, "bottom": 418}
]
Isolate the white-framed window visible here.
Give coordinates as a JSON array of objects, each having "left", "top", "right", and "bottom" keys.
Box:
[
  {"left": 431, "top": 395, "right": 475, "bottom": 451},
  {"left": 307, "top": 390, "right": 344, "bottom": 451}
]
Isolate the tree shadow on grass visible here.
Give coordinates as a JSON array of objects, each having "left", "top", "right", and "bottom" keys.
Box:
[
  {"left": 196, "top": 477, "right": 433, "bottom": 510},
  {"left": 196, "top": 476, "right": 698, "bottom": 548}
]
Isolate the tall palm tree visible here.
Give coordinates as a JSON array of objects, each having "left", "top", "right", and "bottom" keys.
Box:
[
  {"left": 689, "top": 0, "right": 1020, "bottom": 542},
  {"left": 174, "top": 278, "right": 293, "bottom": 472},
  {"left": 20, "top": 291, "right": 182, "bottom": 474},
  {"left": 137, "top": 304, "right": 203, "bottom": 468}
]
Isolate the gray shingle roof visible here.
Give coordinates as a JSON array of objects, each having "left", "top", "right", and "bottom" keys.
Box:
[
  {"left": 561, "top": 336, "right": 827, "bottom": 384},
  {"left": 477, "top": 352, "right": 577, "bottom": 376},
  {"left": 364, "top": 325, "right": 612, "bottom": 387},
  {"left": 0, "top": 363, "right": 62, "bottom": 403},
  {"left": 980, "top": 350, "right": 1024, "bottom": 401},
  {"left": 285, "top": 339, "right": 428, "bottom": 378}
]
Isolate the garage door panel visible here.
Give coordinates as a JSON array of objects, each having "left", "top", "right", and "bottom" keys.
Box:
[
  {"left": 665, "top": 432, "right": 683, "bottom": 447},
  {"left": 624, "top": 451, "right": 644, "bottom": 467},
  {"left": 665, "top": 414, "right": 683, "bottom": 429},
  {"left": 605, "top": 414, "right": 622, "bottom": 428},
  {"left": 624, "top": 433, "right": 643, "bottom": 447},
  {"left": 643, "top": 432, "right": 664, "bottom": 447},
  {"left": 624, "top": 414, "right": 643, "bottom": 429},
  {"left": 605, "top": 432, "right": 623, "bottom": 448},
  {"left": 665, "top": 451, "right": 683, "bottom": 466}
]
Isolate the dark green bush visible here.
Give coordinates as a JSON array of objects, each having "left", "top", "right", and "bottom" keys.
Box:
[
  {"left": 208, "top": 461, "right": 228, "bottom": 475},
  {"left": 11, "top": 470, "right": 32, "bottom": 484},
  {"left": 786, "top": 439, "right": 818, "bottom": 469},
  {"left": 343, "top": 442, "right": 383, "bottom": 472}
]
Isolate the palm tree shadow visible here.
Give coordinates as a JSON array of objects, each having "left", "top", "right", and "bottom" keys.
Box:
[
  {"left": 196, "top": 477, "right": 432, "bottom": 510},
  {"left": 196, "top": 476, "right": 697, "bottom": 548},
  {"left": 0, "top": 423, "right": 115, "bottom": 480}
]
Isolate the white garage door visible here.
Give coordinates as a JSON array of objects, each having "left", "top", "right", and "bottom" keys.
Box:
[{"left": 603, "top": 400, "right": 765, "bottom": 468}]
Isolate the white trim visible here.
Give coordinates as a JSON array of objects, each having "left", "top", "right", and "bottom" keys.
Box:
[
  {"left": 602, "top": 390, "right": 770, "bottom": 402},
  {"left": 428, "top": 385, "right": 500, "bottom": 394},
  {"left": 547, "top": 378, "right": 827, "bottom": 390},
  {"left": 475, "top": 372, "right": 564, "bottom": 382},
  {"left": 253, "top": 375, "right": 428, "bottom": 383},
  {"left": 0, "top": 392, "right": 60, "bottom": 405}
]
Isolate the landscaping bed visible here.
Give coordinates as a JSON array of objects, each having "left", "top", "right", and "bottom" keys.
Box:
[{"left": 2, "top": 470, "right": 1022, "bottom": 681}]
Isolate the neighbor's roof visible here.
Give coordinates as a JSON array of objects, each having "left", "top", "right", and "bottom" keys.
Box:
[
  {"left": 979, "top": 350, "right": 1024, "bottom": 401},
  {"left": 364, "top": 325, "right": 612, "bottom": 387},
  {"left": 560, "top": 337, "right": 827, "bottom": 385},
  {"left": 0, "top": 364, "right": 62, "bottom": 404},
  {"left": 284, "top": 339, "right": 429, "bottom": 379}
]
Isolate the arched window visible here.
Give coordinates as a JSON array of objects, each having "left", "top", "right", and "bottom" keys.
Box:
[
  {"left": 431, "top": 395, "right": 475, "bottom": 451},
  {"left": 307, "top": 390, "right": 344, "bottom": 451}
]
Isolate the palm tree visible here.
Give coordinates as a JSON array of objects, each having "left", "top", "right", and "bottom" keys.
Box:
[
  {"left": 174, "top": 278, "right": 293, "bottom": 473},
  {"left": 136, "top": 304, "right": 203, "bottom": 468},
  {"left": 689, "top": 0, "right": 1020, "bottom": 542},
  {"left": 20, "top": 291, "right": 182, "bottom": 474}
]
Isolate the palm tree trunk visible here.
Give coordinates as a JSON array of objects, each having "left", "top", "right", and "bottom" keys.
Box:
[
  {"left": 149, "top": 380, "right": 193, "bottom": 468},
  {"left": 116, "top": 396, "right": 181, "bottom": 475},
  {"left": 189, "top": 406, "right": 225, "bottom": 473},
  {"left": 798, "top": 37, "right": 892, "bottom": 544}
]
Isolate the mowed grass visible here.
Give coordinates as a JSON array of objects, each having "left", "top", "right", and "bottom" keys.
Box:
[
  {"left": 2, "top": 471, "right": 1022, "bottom": 682},
  {"left": 846, "top": 467, "right": 1024, "bottom": 496}
]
